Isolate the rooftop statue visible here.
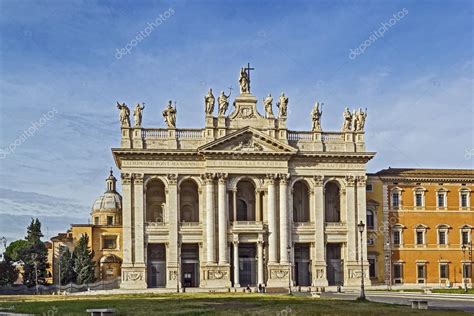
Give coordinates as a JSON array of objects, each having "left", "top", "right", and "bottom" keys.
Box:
[
  {"left": 355, "top": 108, "right": 367, "bottom": 131},
  {"left": 276, "top": 92, "right": 288, "bottom": 118},
  {"left": 133, "top": 103, "right": 145, "bottom": 127},
  {"left": 117, "top": 102, "right": 131, "bottom": 127},
  {"left": 204, "top": 88, "right": 215, "bottom": 115},
  {"left": 162, "top": 100, "right": 177, "bottom": 128},
  {"left": 263, "top": 94, "right": 274, "bottom": 118},
  {"left": 218, "top": 89, "right": 231, "bottom": 116},
  {"left": 342, "top": 107, "right": 352, "bottom": 131},
  {"left": 311, "top": 101, "right": 323, "bottom": 131},
  {"left": 239, "top": 68, "right": 249, "bottom": 94}
]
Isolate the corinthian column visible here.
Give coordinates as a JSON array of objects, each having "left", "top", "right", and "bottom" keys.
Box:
[
  {"left": 133, "top": 173, "right": 145, "bottom": 267},
  {"left": 279, "top": 174, "right": 289, "bottom": 264},
  {"left": 266, "top": 174, "right": 277, "bottom": 263},
  {"left": 233, "top": 235, "right": 240, "bottom": 287},
  {"left": 257, "top": 236, "right": 264, "bottom": 286},
  {"left": 121, "top": 173, "right": 133, "bottom": 267},
  {"left": 203, "top": 173, "right": 216, "bottom": 264},
  {"left": 345, "top": 175, "right": 357, "bottom": 262},
  {"left": 217, "top": 173, "right": 228, "bottom": 264}
]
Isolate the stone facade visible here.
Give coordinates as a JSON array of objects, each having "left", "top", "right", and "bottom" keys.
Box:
[{"left": 113, "top": 68, "right": 375, "bottom": 290}]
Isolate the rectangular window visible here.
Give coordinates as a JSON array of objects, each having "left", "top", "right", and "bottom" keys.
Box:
[
  {"left": 394, "top": 264, "right": 403, "bottom": 279},
  {"left": 393, "top": 231, "right": 401, "bottom": 245},
  {"left": 437, "top": 193, "right": 445, "bottom": 207},
  {"left": 463, "top": 264, "right": 472, "bottom": 278},
  {"left": 438, "top": 231, "right": 446, "bottom": 245},
  {"left": 417, "top": 264, "right": 426, "bottom": 283},
  {"left": 461, "top": 193, "right": 468, "bottom": 208},
  {"left": 103, "top": 236, "right": 117, "bottom": 249},
  {"left": 440, "top": 264, "right": 449, "bottom": 279},
  {"left": 416, "top": 231, "right": 424, "bottom": 245},
  {"left": 415, "top": 193, "right": 423, "bottom": 207},
  {"left": 366, "top": 184, "right": 373, "bottom": 192},
  {"left": 368, "top": 258, "right": 376, "bottom": 278},
  {"left": 94, "top": 217, "right": 99, "bottom": 225},
  {"left": 107, "top": 216, "right": 113, "bottom": 225},
  {"left": 392, "top": 193, "right": 400, "bottom": 208},
  {"left": 461, "top": 231, "right": 469, "bottom": 245}
]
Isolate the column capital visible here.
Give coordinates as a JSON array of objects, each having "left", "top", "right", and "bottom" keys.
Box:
[
  {"left": 345, "top": 175, "right": 356, "bottom": 187},
  {"left": 167, "top": 173, "right": 178, "bottom": 185},
  {"left": 232, "top": 234, "right": 239, "bottom": 244},
  {"left": 121, "top": 173, "right": 132, "bottom": 185},
  {"left": 132, "top": 173, "right": 144, "bottom": 185},
  {"left": 356, "top": 175, "right": 367, "bottom": 186},
  {"left": 201, "top": 172, "right": 215, "bottom": 184},
  {"left": 265, "top": 173, "right": 277, "bottom": 184},
  {"left": 217, "top": 173, "right": 228, "bottom": 183},
  {"left": 313, "top": 175, "right": 324, "bottom": 186},
  {"left": 278, "top": 173, "right": 290, "bottom": 184}
]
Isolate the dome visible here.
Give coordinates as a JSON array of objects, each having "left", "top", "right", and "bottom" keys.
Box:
[
  {"left": 92, "top": 192, "right": 122, "bottom": 213},
  {"left": 91, "top": 169, "right": 122, "bottom": 213}
]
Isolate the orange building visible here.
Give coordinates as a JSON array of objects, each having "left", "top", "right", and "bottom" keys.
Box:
[
  {"left": 49, "top": 171, "right": 123, "bottom": 284},
  {"left": 370, "top": 168, "right": 473, "bottom": 288}
]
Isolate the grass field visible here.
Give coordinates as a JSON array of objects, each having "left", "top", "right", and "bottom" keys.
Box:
[{"left": 0, "top": 293, "right": 466, "bottom": 315}]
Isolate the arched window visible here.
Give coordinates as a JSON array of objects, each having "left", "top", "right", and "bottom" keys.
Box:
[
  {"left": 146, "top": 179, "right": 166, "bottom": 223},
  {"left": 293, "top": 181, "right": 310, "bottom": 222},
  {"left": 236, "top": 180, "right": 255, "bottom": 221},
  {"left": 324, "top": 181, "right": 340, "bottom": 222},
  {"left": 179, "top": 179, "right": 199, "bottom": 223}
]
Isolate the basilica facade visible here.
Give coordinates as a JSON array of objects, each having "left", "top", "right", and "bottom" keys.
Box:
[{"left": 112, "top": 67, "right": 374, "bottom": 290}]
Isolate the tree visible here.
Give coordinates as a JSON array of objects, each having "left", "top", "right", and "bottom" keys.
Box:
[
  {"left": 73, "top": 234, "right": 96, "bottom": 284},
  {"left": 59, "top": 247, "right": 77, "bottom": 285},
  {"left": 20, "top": 218, "right": 49, "bottom": 287},
  {"left": 0, "top": 254, "right": 19, "bottom": 286},
  {"left": 4, "top": 239, "right": 28, "bottom": 262}
]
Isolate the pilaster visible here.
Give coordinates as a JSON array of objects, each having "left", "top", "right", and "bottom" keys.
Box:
[{"left": 266, "top": 174, "right": 278, "bottom": 263}]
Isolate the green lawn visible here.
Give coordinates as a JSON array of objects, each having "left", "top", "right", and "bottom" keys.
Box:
[{"left": 0, "top": 293, "right": 466, "bottom": 315}]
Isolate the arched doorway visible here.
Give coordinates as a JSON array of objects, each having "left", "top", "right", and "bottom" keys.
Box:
[{"left": 100, "top": 254, "right": 122, "bottom": 280}]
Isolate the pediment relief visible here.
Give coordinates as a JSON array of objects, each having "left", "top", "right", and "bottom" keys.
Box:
[{"left": 198, "top": 127, "right": 297, "bottom": 155}]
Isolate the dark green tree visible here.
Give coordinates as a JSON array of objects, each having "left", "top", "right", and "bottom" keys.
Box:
[
  {"left": 73, "top": 234, "right": 96, "bottom": 284},
  {"left": 4, "top": 239, "right": 28, "bottom": 262},
  {"left": 0, "top": 254, "right": 19, "bottom": 286},
  {"left": 59, "top": 247, "right": 77, "bottom": 285},
  {"left": 20, "top": 218, "right": 49, "bottom": 287}
]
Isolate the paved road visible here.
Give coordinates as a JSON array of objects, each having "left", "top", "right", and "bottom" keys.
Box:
[{"left": 322, "top": 291, "right": 474, "bottom": 312}]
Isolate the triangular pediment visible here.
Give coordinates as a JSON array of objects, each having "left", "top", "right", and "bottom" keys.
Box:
[{"left": 198, "top": 127, "right": 297, "bottom": 155}]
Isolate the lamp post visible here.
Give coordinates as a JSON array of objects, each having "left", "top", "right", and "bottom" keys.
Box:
[
  {"left": 287, "top": 245, "right": 292, "bottom": 295},
  {"left": 357, "top": 221, "right": 366, "bottom": 300}
]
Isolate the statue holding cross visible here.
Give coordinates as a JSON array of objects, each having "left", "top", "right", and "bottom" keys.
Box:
[{"left": 239, "top": 63, "right": 254, "bottom": 94}]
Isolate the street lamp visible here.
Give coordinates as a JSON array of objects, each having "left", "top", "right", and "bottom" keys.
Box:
[
  {"left": 287, "top": 245, "right": 292, "bottom": 295},
  {"left": 357, "top": 221, "right": 366, "bottom": 300}
]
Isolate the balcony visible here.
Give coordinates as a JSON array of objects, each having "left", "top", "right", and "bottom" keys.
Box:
[
  {"left": 231, "top": 221, "right": 265, "bottom": 233},
  {"left": 292, "top": 222, "right": 315, "bottom": 234},
  {"left": 145, "top": 221, "right": 168, "bottom": 235},
  {"left": 324, "top": 222, "right": 348, "bottom": 233},
  {"left": 179, "top": 221, "right": 203, "bottom": 234}
]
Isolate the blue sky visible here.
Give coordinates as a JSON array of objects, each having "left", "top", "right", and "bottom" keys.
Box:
[{"left": 0, "top": 0, "right": 472, "bottom": 242}]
